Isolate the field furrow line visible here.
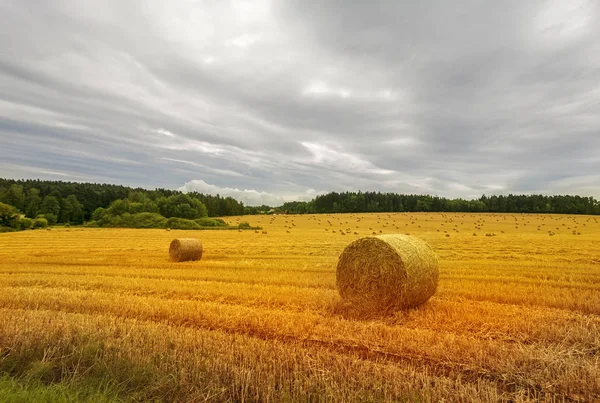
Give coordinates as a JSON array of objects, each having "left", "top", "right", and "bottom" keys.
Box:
[
  {"left": 0, "top": 286, "right": 597, "bottom": 399},
  {"left": 0, "top": 305, "right": 595, "bottom": 402},
  {"left": 1, "top": 277, "right": 599, "bottom": 347}
]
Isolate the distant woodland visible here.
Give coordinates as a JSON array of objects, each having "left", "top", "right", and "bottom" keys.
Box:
[
  {"left": 0, "top": 178, "right": 245, "bottom": 231},
  {"left": 279, "top": 192, "right": 600, "bottom": 215},
  {"left": 1, "top": 178, "right": 598, "bottom": 231}
]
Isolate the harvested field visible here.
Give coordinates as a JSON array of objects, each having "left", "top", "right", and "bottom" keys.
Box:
[{"left": 0, "top": 212, "right": 599, "bottom": 402}]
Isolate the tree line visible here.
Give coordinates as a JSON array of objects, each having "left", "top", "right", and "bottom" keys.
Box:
[
  {"left": 2, "top": 178, "right": 599, "bottom": 229},
  {"left": 0, "top": 179, "right": 245, "bottom": 222},
  {"left": 0, "top": 179, "right": 245, "bottom": 231},
  {"left": 279, "top": 192, "right": 600, "bottom": 215}
]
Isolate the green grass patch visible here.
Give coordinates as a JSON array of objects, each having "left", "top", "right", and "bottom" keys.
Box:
[
  {"left": 0, "top": 374, "right": 122, "bottom": 403},
  {"left": 0, "top": 339, "right": 171, "bottom": 403}
]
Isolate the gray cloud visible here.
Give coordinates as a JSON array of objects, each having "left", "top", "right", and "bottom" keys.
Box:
[{"left": 1, "top": 0, "right": 599, "bottom": 203}]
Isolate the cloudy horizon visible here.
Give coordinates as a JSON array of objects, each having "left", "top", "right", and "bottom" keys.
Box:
[{"left": 1, "top": 1, "right": 599, "bottom": 205}]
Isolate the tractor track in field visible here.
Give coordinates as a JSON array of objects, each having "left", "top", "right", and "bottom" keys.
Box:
[
  {"left": 217, "top": 327, "right": 596, "bottom": 402},
  {"left": 0, "top": 305, "right": 595, "bottom": 402},
  {"left": 1, "top": 282, "right": 599, "bottom": 349},
  {"left": 0, "top": 270, "right": 335, "bottom": 289}
]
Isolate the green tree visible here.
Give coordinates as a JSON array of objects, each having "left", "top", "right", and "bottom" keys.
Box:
[
  {"left": 32, "top": 217, "right": 48, "bottom": 228},
  {"left": 91, "top": 207, "right": 105, "bottom": 221},
  {"left": 4, "top": 184, "right": 25, "bottom": 211},
  {"left": 40, "top": 196, "right": 60, "bottom": 217},
  {"left": 105, "top": 199, "right": 130, "bottom": 216},
  {"left": 61, "top": 195, "right": 84, "bottom": 224},
  {"left": 158, "top": 194, "right": 208, "bottom": 219},
  {"left": 0, "top": 202, "right": 19, "bottom": 227},
  {"left": 0, "top": 179, "right": 246, "bottom": 219},
  {"left": 20, "top": 217, "right": 32, "bottom": 230},
  {"left": 25, "top": 188, "right": 42, "bottom": 218},
  {"left": 39, "top": 213, "right": 58, "bottom": 226},
  {"left": 165, "top": 217, "right": 201, "bottom": 229},
  {"left": 128, "top": 200, "right": 159, "bottom": 214}
]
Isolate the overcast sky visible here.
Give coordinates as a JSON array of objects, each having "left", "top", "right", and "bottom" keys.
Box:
[{"left": 1, "top": 1, "right": 599, "bottom": 205}]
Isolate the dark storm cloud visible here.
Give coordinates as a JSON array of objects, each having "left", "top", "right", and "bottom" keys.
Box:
[{"left": 1, "top": 0, "right": 599, "bottom": 204}]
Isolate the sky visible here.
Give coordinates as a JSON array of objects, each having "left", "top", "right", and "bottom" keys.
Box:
[{"left": 1, "top": 1, "right": 599, "bottom": 206}]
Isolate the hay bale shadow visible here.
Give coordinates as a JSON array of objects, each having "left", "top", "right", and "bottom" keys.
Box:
[{"left": 330, "top": 299, "right": 433, "bottom": 322}]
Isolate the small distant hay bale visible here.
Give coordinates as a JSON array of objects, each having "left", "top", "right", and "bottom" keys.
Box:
[
  {"left": 336, "top": 234, "right": 439, "bottom": 316},
  {"left": 169, "top": 238, "right": 203, "bottom": 262}
]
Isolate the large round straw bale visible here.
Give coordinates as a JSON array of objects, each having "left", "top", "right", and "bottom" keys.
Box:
[
  {"left": 169, "top": 238, "right": 203, "bottom": 262},
  {"left": 336, "top": 234, "right": 438, "bottom": 315}
]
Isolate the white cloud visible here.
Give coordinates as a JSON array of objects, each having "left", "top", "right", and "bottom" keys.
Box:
[
  {"left": 152, "top": 129, "right": 224, "bottom": 154},
  {"left": 295, "top": 188, "right": 327, "bottom": 201},
  {"left": 179, "top": 179, "right": 286, "bottom": 206},
  {"left": 162, "top": 158, "right": 243, "bottom": 177},
  {"left": 155, "top": 128, "right": 175, "bottom": 137},
  {"left": 384, "top": 137, "right": 420, "bottom": 147},
  {"left": 301, "top": 142, "right": 395, "bottom": 175},
  {"left": 302, "top": 82, "right": 403, "bottom": 102},
  {"left": 228, "top": 33, "right": 261, "bottom": 47},
  {"left": 178, "top": 180, "right": 330, "bottom": 206},
  {"left": 161, "top": 140, "right": 223, "bottom": 154},
  {"left": 532, "top": 0, "right": 594, "bottom": 46}
]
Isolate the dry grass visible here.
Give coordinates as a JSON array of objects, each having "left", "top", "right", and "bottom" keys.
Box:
[{"left": 0, "top": 212, "right": 599, "bottom": 402}]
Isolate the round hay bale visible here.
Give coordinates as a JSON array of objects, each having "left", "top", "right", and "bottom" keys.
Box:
[
  {"left": 169, "top": 238, "right": 203, "bottom": 262},
  {"left": 336, "top": 234, "right": 438, "bottom": 315}
]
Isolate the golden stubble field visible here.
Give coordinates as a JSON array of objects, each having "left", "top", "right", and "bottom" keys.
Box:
[{"left": 0, "top": 212, "right": 599, "bottom": 402}]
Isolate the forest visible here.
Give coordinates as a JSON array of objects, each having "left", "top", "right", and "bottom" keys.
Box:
[
  {"left": 0, "top": 179, "right": 245, "bottom": 231},
  {"left": 0, "top": 179, "right": 244, "bottom": 220},
  {"left": 280, "top": 191, "right": 600, "bottom": 215}
]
